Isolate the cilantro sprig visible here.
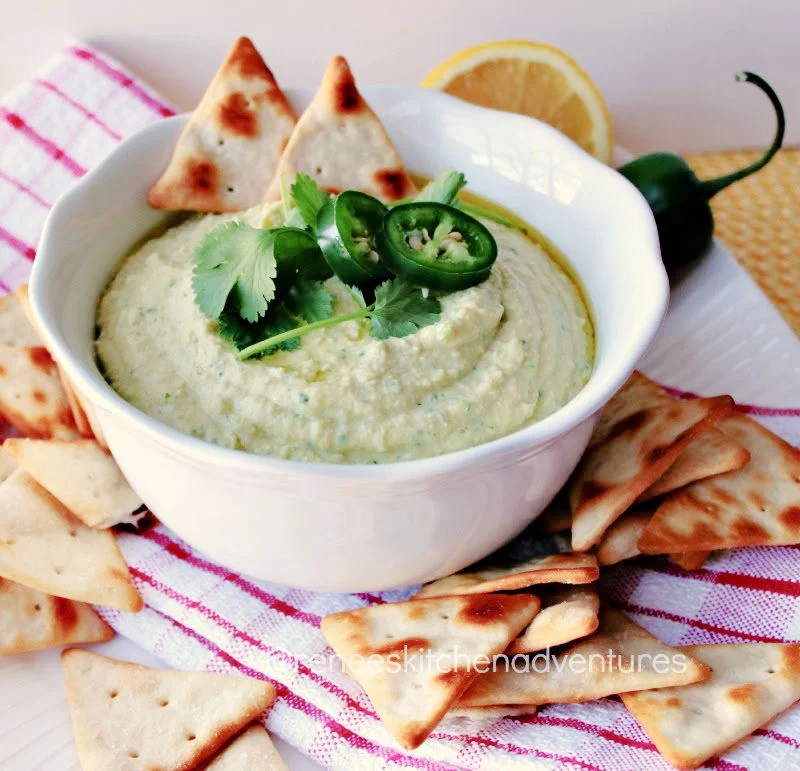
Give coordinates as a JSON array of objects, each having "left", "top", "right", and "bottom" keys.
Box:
[{"left": 236, "top": 280, "right": 441, "bottom": 360}]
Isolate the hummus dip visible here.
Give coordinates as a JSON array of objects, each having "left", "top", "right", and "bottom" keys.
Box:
[{"left": 96, "top": 203, "right": 593, "bottom": 463}]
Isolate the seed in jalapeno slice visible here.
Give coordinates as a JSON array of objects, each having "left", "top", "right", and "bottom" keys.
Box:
[
  {"left": 381, "top": 203, "right": 498, "bottom": 291},
  {"left": 316, "top": 191, "right": 391, "bottom": 285}
]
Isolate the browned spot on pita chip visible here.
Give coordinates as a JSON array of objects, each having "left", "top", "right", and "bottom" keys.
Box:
[
  {"left": 621, "top": 643, "right": 800, "bottom": 770},
  {"left": 0, "top": 578, "right": 112, "bottom": 655},
  {"left": 640, "top": 413, "right": 800, "bottom": 553},
  {"left": 62, "top": 649, "right": 276, "bottom": 770},
  {"left": 415, "top": 552, "right": 598, "bottom": 599},
  {"left": 459, "top": 608, "right": 710, "bottom": 708},
  {"left": 0, "top": 344, "right": 78, "bottom": 439},
  {"left": 265, "top": 56, "right": 416, "bottom": 202},
  {"left": 149, "top": 37, "right": 296, "bottom": 213},
  {"left": 321, "top": 593, "right": 538, "bottom": 749},
  {"left": 570, "top": 372, "right": 733, "bottom": 551}
]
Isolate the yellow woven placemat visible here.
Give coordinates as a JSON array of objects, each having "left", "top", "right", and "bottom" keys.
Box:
[{"left": 684, "top": 148, "right": 800, "bottom": 336}]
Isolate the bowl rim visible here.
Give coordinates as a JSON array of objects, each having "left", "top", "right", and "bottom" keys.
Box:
[{"left": 30, "top": 84, "right": 668, "bottom": 481}]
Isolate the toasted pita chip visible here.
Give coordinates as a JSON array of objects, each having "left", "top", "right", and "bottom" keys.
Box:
[
  {"left": 621, "top": 643, "right": 800, "bottom": 770},
  {"left": 149, "top": 37, "right": 296, "bottom": 213},
  {"left": 62, "top": 648, "right": 276, "bottom": 771},
  {"left": 669, "top": 551, "right": 711, "bottom": 571},
  {"left": 0, "top": 344, "right": 78, "bottom": 438},
  {"left": 0, "top": 469, "right": 141, "bottom": 611},
  {"left": 597, "top": 511, "right": 652, "bottom": 566},
  {"left": 0, "top": 577, "right": 113, "bottom": 655},
  {"left": 4, "top": 438, "right": 142, "bottom": 529},
  {"left": 639, "top": 428, "right": 750, "bottom": 501},
  {"left": 639, "top": 413, "right": 800, "bottom": 554},
  {"left": 321, "top": 593, "right": 538, "bottom": 749},
  {"left": 0, "top": 293, "right": 41, "bottom": 346},
  {"left": 265, "top": 56, "right": 416, "bottom": 202},
  {"left": 533, "top": 492, "right": 572, "bottom": 534},
  {"left": 570, "top": 373, "right": 734, "bottom": 551},
  {"left": 15, "top": 284, "right": 95, "bottom": 439},
  {"left": 508, "top": 586, "right": 600, "bottom": 654},
  {"left": 458, "top": 608, "right": 710, "bottom": 707},
  {"left": 415, "top": 552, "right": 598, "bottom": 599},
  {"left": 446, "top": 705, "right": 538, "bottom": 720},
  {"left": 205, "top": 724, "right": 287, "bottom": 770}
]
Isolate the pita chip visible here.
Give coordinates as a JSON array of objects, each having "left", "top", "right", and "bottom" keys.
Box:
[
  {"left": 62, "top": 648, "right": 276, "bottom": 771},
  {"left": 669, "top": 550, "right": 711, "bottom": 571},
  {"left": 445, "top": 705, "right": 537, "bottom": 721},
  {"left": 621, "top": 643, "right": 800, "bottom": 770},
  {"left": 205, "top": 724, "right": 287, "bottom": 770},
  {"left": 458, "top": 608, "right": 710, "bottom": 707},
  {"left": 0, "top": 292, "right": 41, "bottom": 346},
  {"left": 4, "top": 438, "right": 142, "bottom": 528},
  {"left": 321, "top": 593, "right": 538, "bottom": 749},
  {"left": 14, "top": 284, "right": 95, "bottom": 439},
  {"left": 0, "top": 344, "right": 78, "bottom": 439},
  {"left": 508, "top": 586, "right": 600, "bottom": 654},
  {"left": 597, "top": 511, "right": 652, "bottom": 566},
  {"left": 265, "top": 56, "right": 416, "bottom": 202},
  {"left": 0, "top": 577, "right": 113, "bottom": 655},
  {"left": 0, "top": 447, "right": 16, "bottom": 483},
  {"left": 640, "top": 413, "right": 800, "bottom": 553},
  {"left": 415, "top": 552, "right": 599, "bottom": 599},
  {"left": 0, "top": 469, "right": 141, "bottom": 611},
  {"left": 570, "top": 372, "right": 734, "bottom": 551},
  {"left": 149, "top": 37, "right": 295, "bottom": 213},
  {"left": 639, "top": 428, "right": 750, "bottom": 501}
]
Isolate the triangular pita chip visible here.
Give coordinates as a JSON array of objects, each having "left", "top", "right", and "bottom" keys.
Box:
[
  {"left": 206, "top": 724, "right": 288, "bottom": 770},
  {"left": 0, "top": 344, "right": 78, "bottom": 438},
  {"left": 669, "top": 550, "right": 711, "bottom": 571},
  {"left": 149, "top": 37, "right": 296, "bottom": 213},
  {"left": 62, "top": 648, "right": 276, "bottom": 771},
  {"left": 639, "top": 428, "right": 750, "bottom": 501},
  {"left": 415, "top": 552, "right": 598, "bottom": 599},
  {"left": 621, "top": 643, "right": 800, "bottom": 770},
  {"left": 321, "top": 593, "right": 539, "bottom": 749},
  {"left": 265, "top": 56, "right": 416, "bottom": 202},
  {"left": 570, "top": 372, "right": 733, "bottom": 551},
  {"left": 0, "top": 292, "right": 41, "bottom": 346},
  {"left": 0, "top": 577, "right": 113, "bottom": 655},
  {"left": 4, "top": 438, "right": 142, "bottom": 528},
  {"left": 0, "top": 469, "right": 141, "bottom": 611},
  {"left": 458, "top": 608, "right": 710, "bottom": 707},
  {"left": 639, "top": 413, "right": 800, "bottom": 553},
  {"left": 508, "top": 585, "right": 600, "bottom": 654},
  {"left": 596, "top": 510, "right": 652, "bottom": 566}
]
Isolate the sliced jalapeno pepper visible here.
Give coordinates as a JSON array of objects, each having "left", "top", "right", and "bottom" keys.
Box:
[
  {"left": 316, "top": 191, "right": 391, "bottom": 285},
  {"left": 381, "top": 203, "right": 497, "bottom": 291}
]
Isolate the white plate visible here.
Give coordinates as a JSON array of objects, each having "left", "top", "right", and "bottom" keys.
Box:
[{"left": 2, "top": 229, "right": 798, "bottom": 771}]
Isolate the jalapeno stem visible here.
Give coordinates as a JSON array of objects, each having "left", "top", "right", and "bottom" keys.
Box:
[
  {"left": 699, "top": 72, "right": 785, "bottom": 199},
  {"left": 237, "top": 306, "right": 373, "bottom": 360}
]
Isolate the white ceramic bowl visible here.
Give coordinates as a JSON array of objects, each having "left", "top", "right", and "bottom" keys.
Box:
[{"left": 30, "top": 86, "right": 667, "bottom": 592}]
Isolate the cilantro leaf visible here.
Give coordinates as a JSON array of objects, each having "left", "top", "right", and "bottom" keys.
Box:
[
  {"left": 291, "top": 173, "right": 330, "bottom": 230},
  {"left": 218, "top": 280, "right": 334, "bottom": 357},
  {"left": 192, "top": 221, "right": 278, "bottom": 322},
  {"left": 414, "top": 170, "right": 467, "bottom": 205},
  {"left": 284, "top": 280, "right": 334, "bottom": 323},
  {"left": 369, "top": 280, "right": 441, "bottom": 339}
]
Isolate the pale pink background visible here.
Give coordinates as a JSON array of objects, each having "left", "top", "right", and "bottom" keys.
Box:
[{"left": 0, "top": 0, "right": 797, "bottom": 154}]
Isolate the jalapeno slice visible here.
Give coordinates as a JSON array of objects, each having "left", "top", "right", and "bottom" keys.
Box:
[
  {"left": 381, "top": 203, "right": 497, "bottom": 291},
  {"left": 316, "top": 191, "right": 391, "bottom": 285}
]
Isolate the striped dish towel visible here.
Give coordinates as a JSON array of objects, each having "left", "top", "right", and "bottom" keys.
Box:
[{"left": 2, "top": 42, "right": 800, "bottom": 771}]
